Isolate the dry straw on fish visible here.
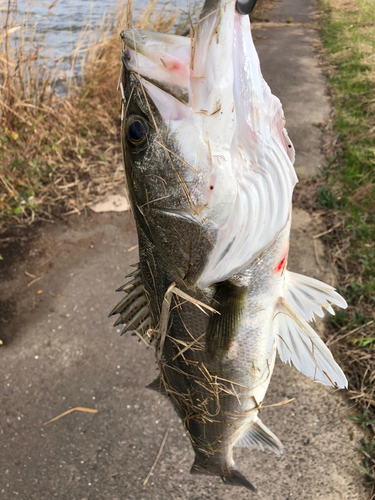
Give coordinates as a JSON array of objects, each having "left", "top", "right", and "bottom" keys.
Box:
[{"left": 129, "top": 284, "right": 286, "bottom": 446}]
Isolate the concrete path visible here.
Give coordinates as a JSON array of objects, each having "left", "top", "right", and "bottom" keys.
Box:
[{"left": 0, "top": 0, "right": 369, "bottom": 499}]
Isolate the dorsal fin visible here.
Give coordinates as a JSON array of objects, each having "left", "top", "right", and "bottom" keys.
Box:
[
  {"left": 190, "top": 453, "right": 256, "bottom": 492},
  {"left": 146, "top": 375, "right": 168, "bottom": 396},
  {"left": 220, "top": 469, "right": 256, "bottom": 491},
  {"left": 110, "top": 264, "right": 152, "bottom": 336}
]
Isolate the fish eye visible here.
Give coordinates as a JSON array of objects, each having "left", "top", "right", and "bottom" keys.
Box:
[{"left": 126, "top": 116, "right": 149, "bottom": 150}]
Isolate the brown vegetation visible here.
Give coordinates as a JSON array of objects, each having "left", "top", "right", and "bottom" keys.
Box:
[{"left": 0, "top": 0, "right": 191, "bottom": 232}]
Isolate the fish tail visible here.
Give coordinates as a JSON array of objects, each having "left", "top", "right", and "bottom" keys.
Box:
[
  {"left": 220, "top": 469, "right": 257, "bottom": 491},
  {"left": 190, "top": 454, "right": 256, "bottom": 491}
]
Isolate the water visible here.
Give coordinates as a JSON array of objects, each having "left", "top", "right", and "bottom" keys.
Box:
[{"left": 15, "top": 0, "right": 197, "bottom": 65}]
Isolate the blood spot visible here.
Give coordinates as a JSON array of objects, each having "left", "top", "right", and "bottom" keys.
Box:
[
  {"left": 274, "top": 254, "right": 287, "bottom": 273},
  {"left": 210, "top": 185, "right": 214, "bottom": 190},
  {"left": 288, "top": 144, "right": 292, "bottom": 148},
  {"left": 166, "top": 59, "right": 181, "bottom": 71}
]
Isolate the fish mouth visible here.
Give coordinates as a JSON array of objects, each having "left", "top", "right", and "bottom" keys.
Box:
[
  {"left": 121, "top": 0, "right": 261, "bottom": 112},
  {"left": 120, "top": 0, "right": 238, "bottom": 115},
  {"left": 121, "top": 29, "right": 192, "bottom": 106}
]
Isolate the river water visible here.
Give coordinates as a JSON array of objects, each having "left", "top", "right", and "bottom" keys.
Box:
[{"left": 15, "top": 0, "right": 198, "bottom": 66}]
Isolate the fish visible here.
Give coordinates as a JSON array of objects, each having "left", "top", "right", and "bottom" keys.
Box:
[{"left": 110, "top": 0, "right": 348, "bottom": 491}]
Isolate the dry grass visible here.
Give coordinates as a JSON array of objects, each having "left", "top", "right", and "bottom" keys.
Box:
[{"left": 0, "top": 0, "right": 194, "bottom": 231}]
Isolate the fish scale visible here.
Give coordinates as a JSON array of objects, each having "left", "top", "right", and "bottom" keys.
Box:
[{"left": 110, "top": 0, "right": 349, "bottom": 491}]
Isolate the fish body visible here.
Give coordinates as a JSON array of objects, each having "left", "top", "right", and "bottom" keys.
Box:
[{"left": 111, "top": 0, "right": 348, "bottom": 490}]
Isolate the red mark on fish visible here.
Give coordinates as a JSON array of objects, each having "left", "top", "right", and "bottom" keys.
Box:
[{"left": 274, "top": 253, "right": 287, "bottom": 273}]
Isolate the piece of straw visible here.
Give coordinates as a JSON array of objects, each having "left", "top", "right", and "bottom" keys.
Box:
[
  {"left": 143, "top": 429, "right": 169, "bottom": 486},
  {"left": 43, "top": 407, "right": 98, "bottom": 426},
  {"left": 126, "top": 0, "right": 133, "bottom": 30}
]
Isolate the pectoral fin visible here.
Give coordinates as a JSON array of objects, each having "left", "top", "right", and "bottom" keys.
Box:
[
  {"left": 206, "top": 280, "right": 247, "bottom": 359},
  {"left": 274, "top": 297, "right": 347, "bottom": 388}
]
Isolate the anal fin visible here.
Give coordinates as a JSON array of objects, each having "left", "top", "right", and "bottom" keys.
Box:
[{"left": 235, "top": 417, "right": 283, "bottom": 455}]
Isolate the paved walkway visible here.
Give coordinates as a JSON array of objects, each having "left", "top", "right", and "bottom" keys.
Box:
[{"left": 0, "top": 0, "right": 368, "bottom": 498}]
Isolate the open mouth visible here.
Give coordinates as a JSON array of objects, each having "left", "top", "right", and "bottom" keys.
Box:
[
  {"left": 121, "top": 29, "right": 192, "bottom": 106},
  {"left": 120, "top": 0, "right": 240, "bottom": 117}
]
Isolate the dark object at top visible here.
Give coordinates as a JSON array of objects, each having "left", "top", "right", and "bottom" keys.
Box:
[{"left": 236, "top": 0, "right": 258, "bottom": 14}]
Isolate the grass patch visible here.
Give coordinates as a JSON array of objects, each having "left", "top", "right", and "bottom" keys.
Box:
[{"left": 317, "top": 0, "right": 375, "bottom": 490}]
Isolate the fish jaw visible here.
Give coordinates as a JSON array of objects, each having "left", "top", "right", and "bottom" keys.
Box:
[
  {"left": 121, "top": 30, "right": 192, "bottom": 106},
  {"left": 195, "top": 10, "right": 298, "bottom": 287}
]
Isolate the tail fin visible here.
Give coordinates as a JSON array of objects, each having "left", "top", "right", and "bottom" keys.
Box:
[
  {"left": 274, "top": 297, "right": 347, "bottom": 388},
  {"left": 190, "top": 455, "right": 256, "bottom": 491},
  {"left": 221, "top": 469, "right": 256, "bottom": 491}
]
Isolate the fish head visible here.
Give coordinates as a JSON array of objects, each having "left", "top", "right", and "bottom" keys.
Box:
[
  {"left": 121, "top": 0, "right": 298, "bottom": 289},
  {"left": 120, "top": 39, "right": 217, "bottom": 286}
]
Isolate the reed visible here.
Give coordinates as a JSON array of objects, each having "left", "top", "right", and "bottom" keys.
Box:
[{"left": 0, "top": 0, "right": 194, "bottom": 229}]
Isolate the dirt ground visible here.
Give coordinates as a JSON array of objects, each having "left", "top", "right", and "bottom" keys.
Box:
[{"left": 0, "top": 0, "right": 370, "bottom": 498}]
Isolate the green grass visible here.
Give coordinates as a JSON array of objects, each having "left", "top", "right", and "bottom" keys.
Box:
[
  {"left": 318, "top": 0, "right": 375, "bottom": 311},
  {"left": 318, "top": 0, "right": 375, "bottom": 489}
]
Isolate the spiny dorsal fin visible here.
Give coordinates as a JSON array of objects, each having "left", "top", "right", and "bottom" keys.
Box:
[
  {"left": 235, "top": 417, "right": 283, "bottom": 455},
  {"left": 284, "top": 270, "right": 347, "bottom": 322},
  {"left": 206, "top": 280, "right": 247, "bottom": 359},
  {"left": 110, "top": 264, "right": 152, "bottom": 336},
  {"left": 113, "top": 296, "right": 147, "bottom": 326},
  {"left": 274, "top": 297, "right": 347, "bottom": 388},
  {"left": 109, "top": 272, "right": 143, "bottom": 317}
]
